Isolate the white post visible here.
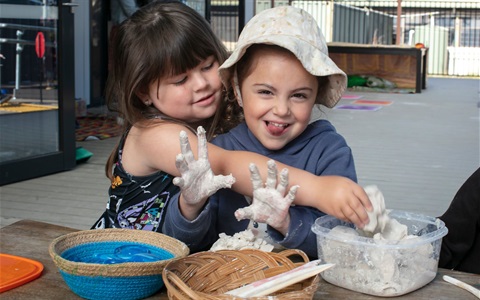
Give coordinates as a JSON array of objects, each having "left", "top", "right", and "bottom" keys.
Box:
[
  {"left": 429, "top": 14, "right": 435, "bottom": 48},
  {"left": 14, "top": 30, "right": 24, "bottom": 100},
  {"left": 408, "top": 29, "right": 415, "bottom": 46},
  {"left": 454, "top": 16, "right": 461, "bottom": 47},
  {"left": 326, "top": 0, "right": 334, "bottom": 43},
  {"left": 396, "top": 0, "right": 402, "bottom": 44}
]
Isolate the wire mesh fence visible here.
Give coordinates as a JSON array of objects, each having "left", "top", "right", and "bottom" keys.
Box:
[{"left": 206, "top": 0, "right": 480, "bottom": 76}]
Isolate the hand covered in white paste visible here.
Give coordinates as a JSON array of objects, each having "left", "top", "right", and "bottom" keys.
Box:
[
  {"left": 359, "top": 185, "right": 407, "bottom": 240},
  {"left": 173, "top": 126, "right": 236, "bottom": 207},
  {"left": 309, "top": 176, "right": 373, "bottom": 228},
  {"left": 235, "top": 160, "right": 298, "bottom": 235}
]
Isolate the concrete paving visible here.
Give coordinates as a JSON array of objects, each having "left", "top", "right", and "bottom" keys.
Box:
[
  {"left": 1, "top": 77, "right": 479, "bottom": 229},
  {"left": 320, "top": 77, "right": 479, "bottom": 217}
]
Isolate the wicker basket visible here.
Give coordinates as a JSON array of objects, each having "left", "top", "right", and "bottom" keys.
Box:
[
  {"left": 163, "top": 249, "right": 319, "bottom": 300},
  {"left": 49, "top": 229, "right": 189, "bottom": 300}
]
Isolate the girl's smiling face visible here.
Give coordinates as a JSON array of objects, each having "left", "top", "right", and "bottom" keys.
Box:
[
  {"left": 148, "top": 56, "right": 223, "bottom": 123},
  {"left": 239, "top": 47, "right": 318, "bottom": 150}
]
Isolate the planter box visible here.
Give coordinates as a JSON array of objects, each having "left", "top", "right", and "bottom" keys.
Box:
[{"left": 328, "top": 43, "right": 428, "bottom": 93}]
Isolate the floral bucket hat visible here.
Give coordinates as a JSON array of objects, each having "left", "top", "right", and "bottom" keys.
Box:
[{"left": 219, "top": 6, "right": 346, "bottom": 108}]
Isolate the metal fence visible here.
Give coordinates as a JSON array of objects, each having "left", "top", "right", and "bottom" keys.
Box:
[{"left": 205, "top": 0, "right": 480, "bottom": 77}]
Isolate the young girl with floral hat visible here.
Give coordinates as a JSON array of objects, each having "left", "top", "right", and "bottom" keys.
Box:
[{"left": 164, "top": 6, "right": 367, "bottom": 257}]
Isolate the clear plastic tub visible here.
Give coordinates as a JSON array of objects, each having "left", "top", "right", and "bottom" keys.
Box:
[{"left": 312, "top": 210, "right": 448, "bottom": 297}]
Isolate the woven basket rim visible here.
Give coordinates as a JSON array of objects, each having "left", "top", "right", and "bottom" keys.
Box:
[
  {"left": 162, "top": 249, "right": 319, "bottom": 300},
  {"left": 49, "top": 228, "right": 189, "bottom": 277}
]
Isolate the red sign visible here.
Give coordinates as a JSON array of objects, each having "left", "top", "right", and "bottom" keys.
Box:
[{"left": 35, "top": 32, "right": 45, "bottom": 58}]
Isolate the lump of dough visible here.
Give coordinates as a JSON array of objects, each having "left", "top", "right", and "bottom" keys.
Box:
[
  {"left": 210, "top": 229, "right": 274, "bottom": 252},
  {"left": 330, "top": 225, "right": 359, "bottom": 238},
  {"left": 362, "top": 185, "right": 386, "bottom": 233},
  {"left": 359, "top": 185, "right": 407, "bottom": 240}
]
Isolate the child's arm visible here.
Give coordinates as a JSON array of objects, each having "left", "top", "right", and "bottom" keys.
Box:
[
  {"left": 175, "top": 127, "right": 371, "bottom": 228},
  {"left": 138, "top": 124, "right": 371, "bottom": 227}
]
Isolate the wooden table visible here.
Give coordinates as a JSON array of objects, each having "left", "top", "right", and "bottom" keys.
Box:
[{"left": 1, "top": 220, "right": 479, "bottom": 299}]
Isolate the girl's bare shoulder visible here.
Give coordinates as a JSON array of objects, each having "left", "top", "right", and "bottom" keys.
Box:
[
  {"left": 132, "top": 121, "right": 195, "bottom": 142},
  {"left": 123, "top": 122, "right": 196, "bottom": 176}
]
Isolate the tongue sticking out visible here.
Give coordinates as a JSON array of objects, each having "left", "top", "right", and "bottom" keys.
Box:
[{"left": 266, "top": 122, "right": 288, "bottom": 136}]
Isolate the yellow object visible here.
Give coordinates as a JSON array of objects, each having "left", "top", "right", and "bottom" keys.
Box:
[{"left": 0, "top": 103, "right": 58, "bottom": 113}]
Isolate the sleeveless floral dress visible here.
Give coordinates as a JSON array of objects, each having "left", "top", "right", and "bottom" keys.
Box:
[{"left": 91, "top": 129, "right": 179, "bottom": 232}]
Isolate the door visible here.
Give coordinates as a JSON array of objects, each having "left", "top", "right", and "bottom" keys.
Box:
[{"left": 0, "top": 0, "right": 76, "bottom": 185}]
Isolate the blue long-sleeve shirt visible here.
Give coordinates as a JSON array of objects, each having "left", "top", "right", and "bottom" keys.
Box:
[{"left": 163, "top": 120, "right": 357, "bottom": 257}]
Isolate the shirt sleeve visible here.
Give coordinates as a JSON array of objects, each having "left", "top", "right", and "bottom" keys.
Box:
[
  {"left": 162, "top": 193, "right": 218, "bottom": 253},
  {"left": 315, "top": 133, "right": 357, "bottom": 182},
  {"left": 267, "top": 206, "right": 325, "bottom": 258}
]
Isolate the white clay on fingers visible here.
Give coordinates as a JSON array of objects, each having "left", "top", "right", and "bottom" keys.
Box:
[
  {"left": 276, "top": 168, "right": 289, "bottom": 195},
  {"left": 213, "top": 174, "right": 236, "bottom": 188},
  {"left": 174, "top": 153, "right": 189, "bottom": 174},
  {"left": 286, "top": 185, "right": 299, "bottom": 203},
  {"left": 249, "top": 163, "right": 263, "bottom": 190},
  {"left": 172, "top": 177, "right": 184, "bottom": 187},
  {"left": 265, "top": 160, "right": 277, "bottom": 189},
  {"left": 196, "top": 126, "right": 208, "bottom": 160},
  {"left": 179, "top": 130, "right": 195, "bottom": 163}
]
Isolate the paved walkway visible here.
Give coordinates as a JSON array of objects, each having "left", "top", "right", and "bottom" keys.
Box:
[
  {"left": 322, "top": 77, "right": 479, "bottom": 217},
  {"left": 0, "top": 77, "right": 478, "bottom": 229}
]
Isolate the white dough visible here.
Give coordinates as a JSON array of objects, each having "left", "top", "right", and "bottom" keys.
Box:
[
  {"left": 210, "top": 229, "right": 274, "bottom": 252},
  {"left": 321, "top": 185, "right": 437, "bottom": 296},
  {"left": 359, "top": 185, "right": 407, "bottom": 240}
]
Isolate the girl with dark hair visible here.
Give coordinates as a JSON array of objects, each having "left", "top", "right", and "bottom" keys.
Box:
[{"left": 92, "top": 1, "right": 372, "bottom": 237}]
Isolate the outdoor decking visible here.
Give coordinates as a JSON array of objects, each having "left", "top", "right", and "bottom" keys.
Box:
[{"left": 0, "top": 77, "right": 478, "bottom": 230}]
